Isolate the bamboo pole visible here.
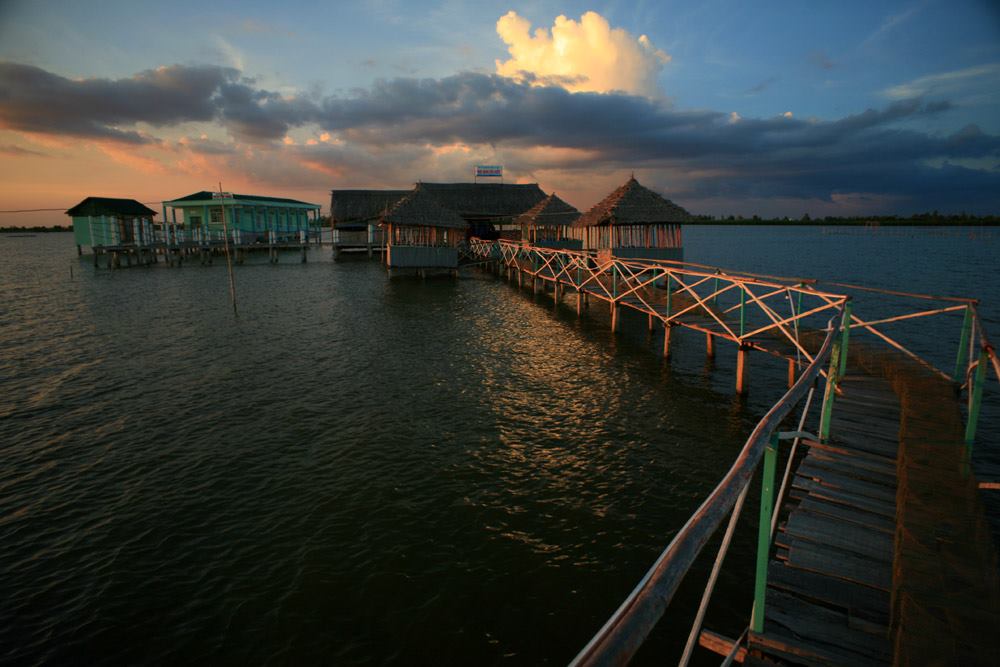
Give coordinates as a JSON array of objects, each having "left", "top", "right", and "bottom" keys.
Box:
[{"left": 218, "top": 184, "right": 239, "bottom": 318}]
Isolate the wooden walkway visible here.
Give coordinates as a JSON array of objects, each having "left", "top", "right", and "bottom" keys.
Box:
[
  {"left": 469, "top": 239, "right": 1000, "bottom": 666},
  {"left": 752, "top": 371, "right": 899, "bottom": 666},
  {"left": 751, "top": 348, "right": 1000, "bottom": 666}
]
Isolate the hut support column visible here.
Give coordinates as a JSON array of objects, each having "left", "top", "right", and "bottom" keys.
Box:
[
  {"left": 788, "top": 359, "right": 797, "bottom": 389},
  {"left": 611, "top": 301, "right": 619, "bottom": 332},
  {"left": 577, "top": 291, "right": 583, "bottom": 317},
  {"left": 706, "top": 333, "right": 715, "bottom": 359},
  {"left": 736, "top": 346, "right": 750, "bottom": 394},
  {"left": 663, "top": 324, "right": 673, "bottom": 360}
]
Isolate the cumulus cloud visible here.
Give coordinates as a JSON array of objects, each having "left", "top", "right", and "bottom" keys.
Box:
[{"left": 494, "top": 11, "right": 670, "bottom": 96}]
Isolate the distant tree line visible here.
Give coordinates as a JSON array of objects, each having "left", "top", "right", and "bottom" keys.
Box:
[
  {"left": 0, "top": 225, "right": 72, "bottom": 233},
  {"left": 687, "top": 211, "right": 1000, "bottom": 226}
]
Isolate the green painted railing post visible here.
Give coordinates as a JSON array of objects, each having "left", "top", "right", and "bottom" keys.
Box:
[
  {"left": 955, "top": 305, "right": 973, "bottom": 381},
  {"left": 819, "top": 334, "right": 843, "bottom": 442},
  {"left": 751, "top": 431, "right": 780, "bottom": 634},
  {"left": 713, "top": 276, "right": 719, "bottom": 307},
  {"left": 838, "top": 301, "right": 852, "bottom": 378},
  {"left": 739, "top": 285, "right": 746, "bottom": 338},
  {"left": 965, "top": 349, "right": 988, "bottom": 449}
]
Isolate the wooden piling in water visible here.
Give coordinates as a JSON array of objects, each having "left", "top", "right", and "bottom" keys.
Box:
[{"left": 736, "top": 346, "right": 749, "bottom": 394}]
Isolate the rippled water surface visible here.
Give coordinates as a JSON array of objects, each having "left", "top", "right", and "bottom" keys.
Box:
[{"left": 1, "top": 228, "right": 997, "bottom": 665}]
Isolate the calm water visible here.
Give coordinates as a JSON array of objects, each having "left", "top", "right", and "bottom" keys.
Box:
[{"left": 1, "top": 228, "right": 997, "bottom": 665}]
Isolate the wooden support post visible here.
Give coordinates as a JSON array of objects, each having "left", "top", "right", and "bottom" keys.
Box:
[
  {"left": 706, "top": 333, "right": 715, "bottom": 359},
  {"left": 577, "top": 291, "right": 583, "bottom": 317},
  {"left": 648, "top": 313, "right": 655, "bottom": 332},
  {"left": 736, "top": 346, "right": 750, "bottom": 394},
  {"left": 751, "top": 432, "right": 779, "bottom": 634},
  {"left": 788, "top": 358, "right": 796, "bottom": 388},
  {"left": 611, "top": 302, "right": 619, "bottom": 332},
  {"left": 662, "top": 324, "right": 673, "bottom": 359}
]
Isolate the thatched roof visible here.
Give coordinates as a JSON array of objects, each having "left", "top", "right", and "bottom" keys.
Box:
[
  {"left": 381, "top": 186, "right": 468, "bottom": 229},
  {"left": 515, "top": 193, "right": 580, "bottom": 227},
  {"left": 574, "top": 177, "right": 692, "bottom": 227},
  {"left": 66, "top": 197, "right": 157, "bottom": 218},
  {"left": 419, "top": 182, "right": 546, "bottom": 218},
  {"left": 331, "top": 189, "right": 410, "bottom": 225}
]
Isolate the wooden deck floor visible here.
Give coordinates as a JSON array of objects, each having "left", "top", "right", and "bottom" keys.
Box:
[
  {"left": 750, "top": 354, "right": 1000, "bottom": 666},
  {"left": 750, "top": 373, "right": 899, "bottom": 666}
]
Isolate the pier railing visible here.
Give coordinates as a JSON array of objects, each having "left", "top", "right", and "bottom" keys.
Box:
[
  {"left": 470, "top": 240, "right": 849, "bottom": 389},
  {"left": 569, "top": 304, "right": 849, "bottom": 666},
  {"left": 467, "top": 238, "right": 999, "bottom": 662}
]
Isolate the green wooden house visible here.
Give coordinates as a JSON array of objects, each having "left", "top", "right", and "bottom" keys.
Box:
[
  {"left": 161, "top": 191, "right": 321, "bottom": 244},
  {"left": 66, "top": 197, "right": 158, "bottom": 253}
]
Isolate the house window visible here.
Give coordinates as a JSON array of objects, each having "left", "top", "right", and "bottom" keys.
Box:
[{"left": 210, "top": 207, "right": 222, "bottom": 224}]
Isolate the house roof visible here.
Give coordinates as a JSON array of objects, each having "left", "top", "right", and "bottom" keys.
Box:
[
  {"left": 515, "top": 193, "right": 580, "bottom": 227},
  {"left": 419, "top": 182, "right": 546, "bottom": 218},
  {"left": 574, "top": 177, "right": 692, "bottom": 227},
  {"left": 381, "top": 185, "right": 469, "bottom": 230},
  {"left": 65, "top": 197, "right": 157, "bottom": 218},
  {"left": 164, "top": 191, "right": 319, "bottom": 207},
  {"left": 331, "top": 189, "right": 410, "bottom": 225}
]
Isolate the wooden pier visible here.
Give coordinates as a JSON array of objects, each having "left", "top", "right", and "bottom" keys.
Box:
[{"left": 465, "top": 239, "right": 1000, "bottom": 666}]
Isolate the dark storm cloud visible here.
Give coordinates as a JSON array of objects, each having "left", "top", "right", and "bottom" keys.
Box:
[
  {"left": 2, "top": 62, "right": 999, "bottom": 210},
  {"left": 0, "top": 61, "right": 307, "bottom": 143}
]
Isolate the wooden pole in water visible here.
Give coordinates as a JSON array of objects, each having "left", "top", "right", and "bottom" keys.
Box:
[
  {"left": 787, "top": 358, "right": 796, "bottom": 388},
  {"left": 663, "top": 324, "right": 673, "bottom": 359},
  {"left": 736, "top": 346, "right": 749, "bottom": 394},
  {"left": 218, "top": 183, "right": 239, "bottom": 318},
  {"left": 706, "top": 333, "right": 715, "bottom": 359}
]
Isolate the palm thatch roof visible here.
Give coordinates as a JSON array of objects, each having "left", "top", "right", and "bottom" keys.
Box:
[
  {"left": 381, "top": 186, "right": 468, "bottom": 230},
  {"left": 419, "top": 182, "right": 546, "bottom": 219},
  {"left": 515, "top": 193, "right": 580, "bottom": 227},
  {"left": 574, "top": 177, "right": 692, "bottom": 227},
  {"left": 66, "top": 197, "right": 157, "bottom": 218},
  {"left": 331, "top": 189, "right": 410, "bottom": 226}
]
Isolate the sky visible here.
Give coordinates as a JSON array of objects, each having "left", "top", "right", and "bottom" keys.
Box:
[{"left": 1, "top": 0, "right": 999, "bottom": 224}]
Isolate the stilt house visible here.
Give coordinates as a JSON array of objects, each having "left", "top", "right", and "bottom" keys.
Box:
[
  {"left": 330, "top": 189, "right": 409, "bottom": 257},
  {"left": 570, "top": 177, "right": 690, "bottom": 260},
  {"left": 382, "top": 185, "right": 468, "bottom": 277},
  {"left": 66, "top": 197, "right": 157, "bottom": 252},
  {"left": 161, "top": 191, "right": 321, "bottom": 245},
  {"left": 515, "top": 193, "right": 581, "bottom": 249}
]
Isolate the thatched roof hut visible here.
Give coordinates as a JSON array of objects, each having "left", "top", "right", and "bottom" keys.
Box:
[
  {"left": 515, "top": 192, "right": 580, "bottom": 228},
  {"left": 574, "top": 176, "right": 691, "bottom": 228},
  {"left": 515, "top": 193, "right": 581, "bottom": 248},
  {"left": 381, "top": 186, "right": 468, "bottom": 275},
  {"left": 382, "top": 185, "right": 468, "bottom": 231},
  {"left": 571, "top": 177, "right": 689, "bottom": 258},
  {"left": 331, "top": 189, "right": 410, "bottom": 230}
]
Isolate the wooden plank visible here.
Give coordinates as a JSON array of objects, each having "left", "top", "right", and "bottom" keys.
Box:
[
  {"left": 805, "top": 440, "right": 896, "bottom": 467},
  {"left": 797, "top": 495, "right": 895, "bottom": 534},
  {"left": 797, "top": 459, "right": 897, "bottom": 490},
  {"left": 809, "top": 449, "right": 897, "bottom": 478},
  {"left": 794, "top": 467, "right": 897, "bottom": 505},
  {"left": 784, "top": 509, "right": 894, "bottom": 562},
  {"left": 791, "top": 477, "right": 896, "bottom": 519},
  {"left": 698, "top": 629, "right": 746, "bottom": 663},
  {"left": 764, "top": 590, "right": 891, "bottom": 656},
  {"left": 786, "top": 537, "right": 892, "bottom": 591},
  {"left": 768, "top": 561, "right": 890, "bottom": 626}
]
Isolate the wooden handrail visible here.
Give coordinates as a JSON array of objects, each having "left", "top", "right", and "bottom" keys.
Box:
[{"left": 570, "top": 306, "right": 845, "bottom": 667}]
